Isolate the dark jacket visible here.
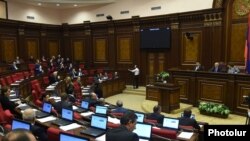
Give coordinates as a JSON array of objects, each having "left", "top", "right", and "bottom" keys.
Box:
[
  {"left": 31, "top": 124, "right": 48, "bottom": 141},
  {"left": 178, "top": 117, "right": 200, "bottom": 130},
  {"left": 0, "top": 95, "right": 17, "bottom": 113},
  {"left": 106, "top": 125, "right": 139, "bottom": 141},
  {"left": 53, "top": 101, "right": 72, "bottom": 114},
  {"left": 147, "top": 113, "right": 164, "bottom": 124},
  {"left": 112, "top": 107, "right": 128, "bottom": 114},
  {"left": 194, "top": 65, "right": 204, "bottom": 71}
]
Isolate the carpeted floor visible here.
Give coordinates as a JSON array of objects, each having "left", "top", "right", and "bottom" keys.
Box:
[{"left": 105, "top": 86, "right": 247, "bottom": 125}]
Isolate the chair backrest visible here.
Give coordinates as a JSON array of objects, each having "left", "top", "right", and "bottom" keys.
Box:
[
  {"left": 11, "top": 74, "right": 18, "bottom": 82},
  {"left": 152, "top": 127, "right": 177, "bottom": 139},
  {"left": 28, "top": 64, "right": 35, "bottom": 71},
  {"left": 96, "top": 68, "right": 103, "bottom": 74},
  {"left": 43, "top": 76, "right": 50, "bottom": 86},
  {"left": 0, "top": 78, "right": 7, "bottom": 87},
  {"left": 89, "top": 69, "right": 95, "bottom": 75},
  {"left": 5, "top": 76, "right": 13, "bottom": 85},
  {"left": 110, "top": 112, "right": 124, "bottom": 119},
  {"left": 79, "top": 64, "right": 84, "bottom": 69},
  {"left": 82, "top": 70, "right": 88, "bottom": 75},
  {"left": 47, "top": 127, "right": 60, "bottom": 141},
  {"left": 87, "top": 77, "right": 94, "bottom": 85},
  {"left": 144, "top": 119, "right": 158, "bottom": 125}
]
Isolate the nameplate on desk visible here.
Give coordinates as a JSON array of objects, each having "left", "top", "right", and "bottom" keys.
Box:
[
  {"left": 36, "top": 116, "right": 56, "bottom": 123},
  {"left": 80, "top": 111, "right": 94, "bottom": 117}
]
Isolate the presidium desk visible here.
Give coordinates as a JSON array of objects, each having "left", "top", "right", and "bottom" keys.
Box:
[{"left": 146, "top": 83, "right": 180, "bottom": 113}]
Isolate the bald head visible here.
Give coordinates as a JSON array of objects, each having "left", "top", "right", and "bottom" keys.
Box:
[{"left": 116, "top": 100, "right": 123, "bottom": 107}]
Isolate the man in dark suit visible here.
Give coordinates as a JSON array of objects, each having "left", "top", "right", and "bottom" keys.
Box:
[
  {"left": 194, "top": 62, "right": 204, "bottom": 71},
  {"left": 49, "top": 71, "right": 60, "bottom": 84},
  {"left": 10, "top": 61, "right": 18, "bottom": 71},
  {"left": 209, "top": 62, "right": 221, "bottom": 72},
  {"left": 52, "top": 93, "right": 72, "bottom": 114},
  {"left": 112, "top": 100, "right": 128, "bottom": 114},
  {"left": 178, "top": 109, "right": 200, "bottom": 130},
  {"left": 106, "top": 111, "right": 139, "bottom": 141},
  {"left": 22, "top": 108, "right": 48, "bottom": 141},
  {"left": 146, "top": 105, "right": 164, "bottom": 124},
  {"left": 0, "top": 86, "right": 18, "bottom": 114}
]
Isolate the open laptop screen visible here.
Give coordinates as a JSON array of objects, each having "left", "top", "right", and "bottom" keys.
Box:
[
  {"left": 60, "top": 132, "right": 89, "bottom": 141},
  {"left": 133, "top": 123, "right": 152, "bottom": 139},
  {"left": 43, "top": 102, "right": 52, "bottom": 113},
  {"left": 181, "top": 113, "right": 195, "bottom": 119},
  {"left": 135, "top": 112, "right": 144, "bottom": 123},
  {"left": 81, "top": 101, "right": 89, "bottom": 109},
  {"left": 12, "top": 119, "right": 31, "bottom": 130},
  {"left": 62, "top": 108, "right": 73, "bottom": 121},
  {"left": 95, "top": 106, "right": 107, "bottom": 115},
  {"left": 163, "top": 117, "right": 179, "bottom": 130},
  {"left": 91, "top": 115, "right": 107, "bottom": 130}
]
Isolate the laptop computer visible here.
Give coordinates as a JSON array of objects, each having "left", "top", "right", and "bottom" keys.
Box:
[
  {"left": 181, "top": 112, "right": 195, "bottom": 119},
  {"left": 52, "top": 108, "right": 73, "bottom": 126},
  {"left": 12, "top": 119, "right": 31, "bottom": 130},
  {"left": 75, "top": 101, "right": 89, "bottom": 113},
  {"left": 36, "top": 102, "right": 52, "bottom": 118},
  {"left": 162, "top": 117, "right": 179, "bottom": 130},
  {"left": 80, "top": 114, "right": 107, "bottom": 137},
  {"left": 135, "top": 112, "right": 145, "bottom": 123},
  {"left": 60, "top": 132, "right": 90, "bottom": 141},
  {"left": 95, "top": 105, "right": 108, "bottom": 115},
  {"left": 133, "top": 123, "right": 152, "bottom": 141}
]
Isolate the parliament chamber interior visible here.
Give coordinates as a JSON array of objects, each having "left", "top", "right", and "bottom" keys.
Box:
[{"left": 0, "top": 0, "right": 249, "bottom": 141}]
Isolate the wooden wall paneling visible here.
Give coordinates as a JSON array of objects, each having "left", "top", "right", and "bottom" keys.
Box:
[
  {"left": 107, "top": 21, "right": 115, "bottom": 69},
  {"left": 48, "top": 39, "right": 60, "bottom": 58},
  {"left": 181, "top": 31, "right": 202, "bottom": 66},
  {"left": 25, "top": 38, "right": 39, "bottom": 60},
  {"left": 0, "top": 37, "right": 17, "bottom": 63},
  {"left": 93, "top": 37, "right": 108, "bottom": 64},
  {"left": 116, "top": 35, "right": 133, "bottom": 64},
  {"left": 229, "top": 23, "right": 247, "bottom": 64},
  {"left": 174, "top": 78, "right": 189, "bottom": 102},
  {"left": 235, "top": 81, "right": 250, "bottom": 114},
  {"left": 148, "top": 53, "right": 155, "bottom": 77},
  {"left": 62, "top": 23, "right": 70, "bottom": 59},
  {"left": 197, "top": 79, "right": 226, "bottom": 103},
  {"left": 72, "top": 39, "right": 85, "bottom": 62},
  {"left": 158, "top": 53, "right": 165, "bottom": 72},
  {"left": 169, "top": 20, "right": 180, "bottom": 69}
]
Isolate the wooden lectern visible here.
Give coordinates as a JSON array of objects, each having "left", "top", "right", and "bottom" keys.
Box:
[{"left": 146, "top": 82, "right": 180, "bottom": 113}]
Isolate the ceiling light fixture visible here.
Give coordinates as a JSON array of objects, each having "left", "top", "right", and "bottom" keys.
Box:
[
  {"left": 38, "top": 3, "right": 42, "bottom": 6},
  {"left": 74, "top": 4, "right": 78, "bottom": 7},
  {"left": 56, "top": 4, "right": 60, "bottom": 6}
]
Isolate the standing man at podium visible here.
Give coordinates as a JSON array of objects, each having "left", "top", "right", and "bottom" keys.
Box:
[{"left": 128, "top": 65, "right": 140, "bottom": 89}]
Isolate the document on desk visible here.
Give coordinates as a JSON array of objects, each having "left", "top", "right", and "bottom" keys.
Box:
[
  {"left": 177, "top": 131, "right": 194, "bottom": 140},
  {"left": 17, "top": 103, "right": 28, "bottom": 108},
  {"left": 80, "top": 111, "right": 94, "bottom": 117},
  {"left": 10, "top": 98, "right": 20, "bottom": 102},
  {"left": 59, "top": 123, "right": 81, "bottom": 131},
  {"left": 36, "top": 116, "right": 56, "bottom": 123},
  {"left": 95, "top": 134, "right": 105, "bottom": 141},
  {"left": 72, "top": 105, "right": 78, "bottom": 110},
  {"left": 108, "top": 116, "right": 120, "bottom": 124}
]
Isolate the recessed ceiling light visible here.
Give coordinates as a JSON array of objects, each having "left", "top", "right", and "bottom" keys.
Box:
[
  {"left": 38, "top": 3, "right": 41, "bottom": 6},
  {"left": 74, "top": 4, "right": 78, "bottom": 7},
  {"left": 56, "top": 4, "right": 60, "bottom": 6}
]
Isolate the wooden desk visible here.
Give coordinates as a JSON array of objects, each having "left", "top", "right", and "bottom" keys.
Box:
[
  {"left": 146, "top": 83, "right": 180, "bottom": 113},
  {"left": 170, "top": 69, "right": 250, "bottom": 115}
]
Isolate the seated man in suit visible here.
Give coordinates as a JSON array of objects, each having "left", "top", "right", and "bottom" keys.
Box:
[
  {"left": 83, "top": 92, "right": 99, "bottom": 107},
  {"left": 22, "top": 109, "right": 48, "bottom": 140},
  {"left": 49, "top": 71, "right": 60, "bottom": 84},
  {"left": 227, "top": 64, "right": 240, "bottom": 74},
  {"left": 52, "top": 93, "right": 72, "bottom": 114},
  {"left": 209, "top": 62, "right": 221, "bottom": 72},
  {"left": 0, "top": 86, "right": 18, "bottom": 114},
  {"left": 112, "top": 100, "right": 128, "bottom": 114},
  {"left": 2, "top": 128, "right": 36, "bottom": 141},
  {"left": 194, "top": 62, "right": 204, "bottom": 71},
  {"left": 146, "top": 105, "right": 164, "bottom": 124},
  {"left": 106, "top": 111, "right": 139, "bottom": 141},
  {"left": 178, "top": 109, "right": 200, "bottom": 130},
  {"left": 11, "top": 61, "right": 18, "bottom": 71}
]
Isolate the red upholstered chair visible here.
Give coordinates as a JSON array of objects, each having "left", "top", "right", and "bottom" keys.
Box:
[
  {"left": 24, "top": 71, "right": 30, "bottom": 79},
  {"left": 0, "top": 78, "right": 7, "bottom": 87},
  {"left": 73, "top": 112, "right": 82, "bottom": 120},
  {"left": 108, "top": 73, "right": 113, "bottom": 80},
  {"left": 0, "top": 103, "right": 14, "bottom": 125},
  {"left": 31, "top": 90, "right": 43, "bottom": 107},
  {"left": 11, "top": 74, "right": 18, "bottom": 82},
  {"left": 5, "top": 76, "right": 13, "bottom": 85},
  {"left": 79, "top": 64, "right": 85, "bottom": 69},
  {"left": 47, "top": 127, "right": 60, "bottom": 141},
  {"left": 86, "top": 77, "right": 94, "bottom": 85},
  {"left": 89, "top": 69, "right": 95, "bottom": 76},
  {"left": 108, "top": 122, "right": 120, "bottom": 129},
  {"left": 28, "top": 64, "right": 35, "bottom": 71},
  {"left": 144, "top": 119, "right": 158, "bottom": 126},
  {"left": 43, "top": 76, "right": 50, "bottom": 86},
  {"left": 110, "top": 112, "right": 124, "bottom": 119},
  {"left": 96, "top": 68, "right": 103, "bottom": 74},
  {"left": 82, "top": 70, "right": 88, "bottom": 76},
  {"left": 152, "top": 127, "right": 177, "bottom": 139}
]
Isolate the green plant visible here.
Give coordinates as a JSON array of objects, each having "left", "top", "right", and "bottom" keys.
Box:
[
  {"left": 158, "top": 71, "right": 170, "bottom": 80},
  {"left": 198, "top": 102, "right": 230, "bottom": 117}
]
